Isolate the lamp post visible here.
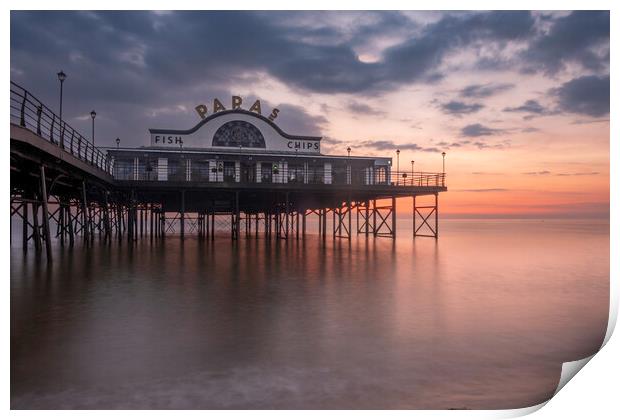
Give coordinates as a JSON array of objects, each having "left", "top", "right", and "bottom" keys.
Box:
[
  {"left": 116, "top": 137, "right": 120, "bottom": 149},
  {"left": 411, "top": 160, "right": 415, "bottom": 186},
  {"left": 396, "top": 149, "right": 400, "bottom": 184},
  {"left": 347, "top": 147, "right": 351, "bottom": 157},
  {"left": 442, "top": 152, "right": 446, "bottom": 173},
  {"left": 57, "top": 70, "right": 66, "bottom": 120},
  {"left": 90, "top": 110, "right": 96, "bottom": 145}
]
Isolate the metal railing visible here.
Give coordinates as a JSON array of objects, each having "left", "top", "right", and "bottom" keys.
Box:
[
  {"left": 112, "top": 161, "right": 446, "bottom": 188},
  {"left": 10, "top": 81, "right": 113, "bottom": 175}
]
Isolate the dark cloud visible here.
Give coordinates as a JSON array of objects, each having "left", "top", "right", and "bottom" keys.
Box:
[
  {"left": 521, "top": 11, "right": 609, "bottom": 74},
  {"left": 461, "top": 124, "right": 505, "bottom": 137},
  {"left": 265, "top": 103, "right": 328, "bottom": 135},
  {"left": 440, "top": 100, "right": 484, "bottom": 115},
  {"left": 357, "top": 140, "right": 440, "bottom": 153},
  {"left": 503, "top": 100, "right": 547, "bottom": 114},
  {"left": 551, "top": 74, "right": 610, "bottom": 117},
  {"left": 459, "top": 83, "right": 514, "bottom": 98},
  {"left": 9, "top": 10, "right": 609, "bottom": 148},
  {"left": 346, "top": 100, "right": 386, "bottom": 116}
]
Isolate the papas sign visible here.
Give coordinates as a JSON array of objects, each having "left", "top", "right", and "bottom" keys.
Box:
[{"left": 195, "top": 96, "right": 279, "bottom": 121}]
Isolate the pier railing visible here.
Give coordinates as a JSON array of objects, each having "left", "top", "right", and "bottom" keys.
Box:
[
  {"left": 10, "top": 81, "right": 113, "bottom": 174},
  {"left": 112, "top": 160, "right": 446, "bottom": 188}
]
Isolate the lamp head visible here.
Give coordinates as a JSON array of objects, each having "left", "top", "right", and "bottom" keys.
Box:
[
  {"left": 90, "top": 110, "right": 96, "bottom": 119},
  {"left": 57, "top": 70, "right": 66, "bottom": 82}
]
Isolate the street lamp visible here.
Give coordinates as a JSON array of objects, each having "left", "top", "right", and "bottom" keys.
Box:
[
  {"left": 90, "top": 110, "right": 96, "bottom": 145},
  {"left": 116, "top": 137, "right": 120, "bottom": 149},
  {"left": 347, "top": 147, "right": 351, "bottom": 157},
  {"left": 411, "top": 160, "right": 415, "bottom": 186},
  {"left": 57, "top": 70, "right": 66, "bottom": 120},
  {"left": 396, "top": 149, "right": 400, "bottom": 184},
  {"left": 442, "top": 152, "right": 446, "bottom": 173}
]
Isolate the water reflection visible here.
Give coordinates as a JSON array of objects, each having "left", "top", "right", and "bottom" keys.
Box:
[{"left": 11, "top": 220, "right": 609, "bottom": 409}]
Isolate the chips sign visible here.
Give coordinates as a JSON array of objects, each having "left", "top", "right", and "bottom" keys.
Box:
[{"left": 195, "top": 97, "right": 280, "bottom": 121}]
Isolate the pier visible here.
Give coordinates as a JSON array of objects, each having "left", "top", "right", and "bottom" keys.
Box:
[{"left": 10, "top": 81, "right": 447, "bottom": 261}]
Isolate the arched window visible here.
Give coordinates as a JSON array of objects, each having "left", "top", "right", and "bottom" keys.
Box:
[{"left": 212, "top": 120, "right": 266, "bottom": 148}]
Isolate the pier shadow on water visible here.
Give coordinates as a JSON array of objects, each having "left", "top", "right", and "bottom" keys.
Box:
[{"left": 10, "top": 219, "right": 609, "bottom": 409}]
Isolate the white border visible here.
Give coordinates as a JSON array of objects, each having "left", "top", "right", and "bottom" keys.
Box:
[{"left": 4, "top": 1, "right": 617, "bottom": 418}]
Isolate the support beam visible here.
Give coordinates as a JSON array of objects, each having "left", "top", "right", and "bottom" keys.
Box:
[{"left": 39, "top": 165, "right": 52, "bottom": 260}]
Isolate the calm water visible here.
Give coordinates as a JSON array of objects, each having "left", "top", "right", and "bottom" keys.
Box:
[{"left": 10, "top": 219, "right": 609, "bottom": 409}]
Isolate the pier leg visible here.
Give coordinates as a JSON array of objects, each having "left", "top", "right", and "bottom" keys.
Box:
[
  {"left": 413, "top": 193, "right": 438, "bottom": 238},
  {"left": 365, "top": 200, "right": 370, "bottom": 236},
  {"left": 67, "top": 204, "right": 74, "bottom": 246},
  {"left": 180, "top": 190, "right": 185, "bottom": 240},
  {"left": 435, "top": 193, "right": 439, "bottom": 238},
  {"left": 392, "top": 195, "right": 397, "bottom": 239},
  {"left": 81, "top": 181, "right": 89, "bottom": 243},
  {"left": 322, "top": 209, "right": 327, "bottom": 238},
  {"left": 302, "top": 211, "right": 307, "bottom": 237},
  {"left": 372, "top": 199, "right": 377, "bottom": 237},
  {"left": 22, "top": 201, "right": 28, "bottom": 252},
  {"left": 32, "top": 202, "right": 41, "bottom": 251},
  {"left": 39, "top": 166, "right": 52, "bottom": 260}
]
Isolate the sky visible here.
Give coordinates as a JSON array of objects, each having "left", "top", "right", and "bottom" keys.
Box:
[{"left": 10, "top": 11, "right": 610, "bottom": 218}]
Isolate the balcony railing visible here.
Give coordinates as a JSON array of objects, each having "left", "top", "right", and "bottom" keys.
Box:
[
  {"left": 112, "top": 161, "right": 446, "bottom": 188},
  {"left": 10, "top": 81, "right": 113, "bottom": 175}
]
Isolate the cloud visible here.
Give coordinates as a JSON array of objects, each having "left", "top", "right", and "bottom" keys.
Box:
[
  {"left": 503, "top": 100, "right": 547, "bottom": 114},
  {"left": 440, "top": 100, "right": 484, "bottom": 115},
  {"left": 459, "top": 83, "right": 514, "bottom": 98},
  {"left": 461, "top": 123, "right": 505, "bottom": 137},
  {"left": 521, "top": 11, "right": 609, "bottom": 74},
  {"left": 357, "top": 140, "right": 440, "bottom": 153},
  {"left": 267, "top": 103, "right": 328, "bottom": 135},
  {"left": 346, "top": 100, "right": 386, "bottom": 116},
  {"left": 555, "top": 172, "right": 600, "bottom": 176},
  {"left": 522, "top": 171, "right": 551, "bottom": 175},
  {"left": 551, "top": 74, "right": 610, "bottom": 117}
]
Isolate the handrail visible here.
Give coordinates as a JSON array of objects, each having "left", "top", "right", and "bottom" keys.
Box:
[
  {"left": 111, "top": 161, "right": 446, "bottom": 188},
  {"left": 10, "top": 81, "right": 113, "bottom": 175}
]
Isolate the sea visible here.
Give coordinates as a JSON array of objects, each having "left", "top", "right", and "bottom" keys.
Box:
[{"left": 10, "top": 218, "right": 609, "bottom": 409}]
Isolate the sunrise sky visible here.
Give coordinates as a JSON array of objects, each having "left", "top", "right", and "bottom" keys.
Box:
[{"left": 10, "top": 11, "right": 610, "bottom": 218}]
